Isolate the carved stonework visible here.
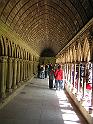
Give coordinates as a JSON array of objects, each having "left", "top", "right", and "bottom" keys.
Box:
[
  {"left": 87, "top": 27, "right": 93, "bottom": 42},
  {"left": 0, "top": 56, "right": 8, "bottom": 63}
]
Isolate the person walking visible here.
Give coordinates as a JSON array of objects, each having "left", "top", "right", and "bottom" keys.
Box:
[{"left": 54, "top": 65, "right": 63, "bottom": 90}]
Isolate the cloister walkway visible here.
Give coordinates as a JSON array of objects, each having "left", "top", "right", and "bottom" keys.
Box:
[{"left": 0, "top": 77, "right": 88, "bottom": 124}]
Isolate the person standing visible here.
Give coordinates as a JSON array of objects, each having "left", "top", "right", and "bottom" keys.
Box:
[
  {"left": 45, "top": 64, "right": 48, "bottom": 78},
  {"left": 40, "top": 65, "right": 45, "bottom": 79},
  {"left": 54, "top": 65, "right": 63, "bottom": 90},
  {"left": 37, "top": 64, "right": 41, "bottom": 78},
  {"left": 49, "top": 67, "right": 55, "bottom": 89}
]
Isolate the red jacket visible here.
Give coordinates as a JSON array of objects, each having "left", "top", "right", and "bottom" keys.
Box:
[{"left": 54, "top": 69, "right": 63, "bottom": 80}]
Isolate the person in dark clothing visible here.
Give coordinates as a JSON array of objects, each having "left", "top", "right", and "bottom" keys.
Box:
[
  {"left": 45, "top": 64, "right": 48, "bottom": 78},
  {"left": 37, "top": 64, "right": 41, "bottom": 78},
  {"left": 48, "top": 64, "right": 53, "bottom": 76},
  {"left": 49, "top": 67, "right": 55, "bottom": 89}
]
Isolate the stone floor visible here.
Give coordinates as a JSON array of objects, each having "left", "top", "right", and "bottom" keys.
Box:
[{"left": 0, "top": 77, "right": 89, "bottom": 124}]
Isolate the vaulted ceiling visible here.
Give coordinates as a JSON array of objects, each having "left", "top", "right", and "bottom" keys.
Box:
[{"left": 0, "top": 0, "right": 93, "bottom": 56}]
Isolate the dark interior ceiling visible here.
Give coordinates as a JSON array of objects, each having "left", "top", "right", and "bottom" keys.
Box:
[{"left": 0, "top": 0, "right": 93, "bottom": 56}]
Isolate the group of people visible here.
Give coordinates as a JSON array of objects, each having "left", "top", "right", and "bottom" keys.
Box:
[
  {"left": 49, "top": 64, "right": 64, "bottom": 90},
  {"left": 37, "top": 64, "right": 49, "bottom": 79},
  {"left": 37, "top": 63, "right": 64, "bottom": 91}
]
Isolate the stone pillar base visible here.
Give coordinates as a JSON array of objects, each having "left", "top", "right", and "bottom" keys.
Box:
[
  {"left": 0, "top": 92, "right": 6, "bottom": 99},
  {"left": 12, "top": 85, "right": 17, "bottom": 90},
  {"left": 20, "top": 81, "right": 24, "bottom": 85},
  {"left": 17, "top": 82, "right": 21, "bottom": 87},
  {"left": 6, "top": 88, "right": 12, "bottom": 94}
]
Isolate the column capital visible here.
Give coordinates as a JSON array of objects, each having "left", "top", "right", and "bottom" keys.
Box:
[
  {"left": 8, "top": 57, "right": 14, "bottom": 62},
  {"left": 0, "top": 56, "right": 8, "bottom": 62},
  {"left": 12, "top": 58, "right": 19, "bottom": 64},
  {"left": 23, "top": 59, "right": 29, "bottom": 62},
  {"left": 19, "top": 58, "right": 23, "bottom": 61}
]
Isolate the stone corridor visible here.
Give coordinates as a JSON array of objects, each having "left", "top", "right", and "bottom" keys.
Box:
[{"left": 0, "top": 77, "right": 88, "bottom": 124}]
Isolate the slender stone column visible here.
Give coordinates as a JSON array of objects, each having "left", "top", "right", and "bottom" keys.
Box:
[
  {"left": 70, "top": 63, "right": 73, "bottom": 91},
  {"left": 24, "top": 60, "right": 26, "bottom": 80},
  {"left": 72, "top": 63, "right": 76, "bottom": 94},
  {"left": 12, "top": 59, "right": 17, "bottom": 89},
  {"left": 28, "top": 61, "right": 30, "bottom": 79},
  {"left": 89, "top": 63, "right": 93, "bottom": 114},
  {"left": 31, "top": 61, "right": 33, "bottom": 76},
  {"left": 65, "top": 64, "right": 68, "bottom": 84},
  {"left": 6, "top": 57, "right": 13, "bottom": 93},
  {"left": 63, "top": 64, "right": 65, "bottom": 89},
  {"left": 76, "top": 63, "right": 81, "bottom": 101},
  {"left": 91, "top": 63, "right": 93, "bottom": 111},
  {"left": 33, "top": 61, "right": 35, "bottom": 75},
  {"left": 24, "top": 60, "right": 27, "bottom": 81},
  {"left": 20, "top": 59, "right": 23, "bottom": 83},
  {"left": 25, "top": 60, "right": 28, "bottom": 79},
  {"left": 23, "top": 60, "right": 26, "bottom": 81},
  {"left": 67, "top": 63, "right": 69, "bottom": 86},
  {"left": 69, "top": 64, "right": 71, "bottom": 85},
  {"left": 70, "top": 64, "right": 72, "bottom": 85},
  {"left": 30, "top": 61, "right": 32, "bottom": 77},
  {"left": 0, "top": 56, "right": 8, "bottom": 98},
  {"left": 82, "top": 64, "right": 86, "bottom": 98},
  {"left": 77, "top": 63, "right": 81, "bottom": 93},
  {"left": 64, "top": 64, "right": 67, "bottom": 84},
  {"left": 17, "top": 59, "right": 21, "bottom": 86},
  {"left": 29, "top": 61, "right": 31, "bottom": 79},
  {"left": 74, "top": 63, "right": 76, "bottom": 89},
  {"left": 25, "top": 60, "right": 27, "bottom": 80}
]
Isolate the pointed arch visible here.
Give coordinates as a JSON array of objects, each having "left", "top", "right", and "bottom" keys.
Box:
[
  {"left": 72, "top": 45, "right": 77, "bottom": 62},
  {"left": 77, "top": 42, "right": 82, "bottom": 62},
  {"left": 0, "top": 36, "right": 4, "bottom": 56},
  {"left": 83, "top": 37, "right": 90, "bottom": 61}
]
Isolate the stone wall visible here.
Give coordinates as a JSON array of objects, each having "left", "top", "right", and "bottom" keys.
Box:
[{"left": 0, "top": 21, "right": 39, "bottom": 101}]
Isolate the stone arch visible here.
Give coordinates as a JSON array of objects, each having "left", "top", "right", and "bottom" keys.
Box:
[
  {"left": 67, "top": 48, "right": 70, "bottom": 63},
  {"left": 69, "top": 47, "right": 73, "bottom": 63},
  {"left": 63, "top": 52, "right": 66, "bottom": 63},
  {"left": 60, "top": 54, "right": 63, "bottom": 63},
  {"left": 27, "top": 52, "right": 30, "bottom": 60},
  {"left": 18, "top": 47, "right": 21, "bottom": 59},
  {"left": 88, "top": 41, "right": 93, "bottom": 62},
  {"left": 3, "top": 36, "right": 9, "bottom": 56},
  {"left": 33, "top": 56, "right": 35, "bottom": 61},
  {"left": 11, "top": 42, "right": 15, "bottom": 58},
  {"left": 25, "top": 51, "right": 27, "bottom": 60},
  {"left": 77, "top": 42, "right": 82, "bottom": 62},
  {"left": 20, "top": 48, "right": 23, "bottom": 59},
  {"left": 64, "top": 52, "right": 66, "bottom": 63},
  {"left": 29, "top": 53, "right": 32, "bottom": 61},
  {"left": 83, "top": 37, "right": 90, "bottom": 62},
  {"left": 8, "top": 41, "right": 12, "bottom": 57},
  {"left": 23, "top": 49, "right": 26, "bottom": 60},
  {"left": 13, "top": 44, "right": 17, "bottom": 58},
  {"left": 0, "top": 36, "right": 4, "bottom": 56},
  {"left": 72, "top": 45, "right": 77, "bottom": 62},
  {"left": 17, "top": 45, "right": 20, "bottom": 59},
  {"left": 29, "top": 53, "right": 31, "bottom": 61},
  {"left": 65, "top": 51, "right": 68, "bottom": 63},
  {"left": 62, "top": 53, "right": 65, "bottom": 64},
  {"left": 26, "top": 52, "right": 29, "bottom": 60}
]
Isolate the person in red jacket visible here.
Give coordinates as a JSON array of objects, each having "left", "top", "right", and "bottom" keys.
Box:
[{"left": 54, "top": 65, "right": 63, "bottom": 90}]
